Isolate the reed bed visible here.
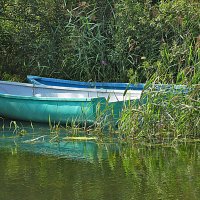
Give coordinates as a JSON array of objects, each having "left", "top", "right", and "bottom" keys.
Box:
[{"left": 118, "top": 84, "right": 200, "bottom": 143}]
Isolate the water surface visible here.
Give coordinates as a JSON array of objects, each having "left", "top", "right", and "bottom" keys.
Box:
[{"left": 0, "top": 121, "right": 200, "bottom": 200}]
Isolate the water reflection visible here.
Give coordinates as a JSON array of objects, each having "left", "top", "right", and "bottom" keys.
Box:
[
  {"left": 0, "top": 120, "right": 200, "bottom": 200},
  {"left": 0, "top": 120, "right": 120, "bottom": 162}
]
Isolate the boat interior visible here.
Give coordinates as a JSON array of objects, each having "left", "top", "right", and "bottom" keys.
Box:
[{"left": 0, "top": 81, "right": 142, "bottom": 102}]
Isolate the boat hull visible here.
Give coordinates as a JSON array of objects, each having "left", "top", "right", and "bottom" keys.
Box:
[
  {"left": 0, "top": 80, "right": 140, "bottom": 125},
  {"left": 0, "top": 94, "right": 106, "bottom": 124},
  {"left": 0, "top": 94, "right": 133, "bottom": 125}
]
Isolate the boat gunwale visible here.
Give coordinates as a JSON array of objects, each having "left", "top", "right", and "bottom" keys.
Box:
[
  {"left": 0, "top": 80, "right": 142, "bottom": 95},
  {"left": 0, "top": 92, "right": 104, "bottom": 102}
]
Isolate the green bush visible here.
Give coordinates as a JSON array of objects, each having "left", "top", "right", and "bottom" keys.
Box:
[
  {"left": 0, "top": 0, "right": 199, "bottom": 83},
  {"left": 113, "top": 0, "right": 200, "bottom": 83}
]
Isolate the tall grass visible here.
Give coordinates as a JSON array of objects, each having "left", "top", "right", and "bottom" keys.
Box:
[
  {"left": 118, "top": 83, "right": 200, "bottom": 143},
  {"left": 0, "top": 0, "right": 199, "bottom": 83}
]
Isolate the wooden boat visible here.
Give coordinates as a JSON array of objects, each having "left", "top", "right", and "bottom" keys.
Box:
[
  {"left": 27, "top": 75, "right": 145, "bottom": 90},
  {"left": 0, "top": 81, "right": 141, "bottom": 124}
]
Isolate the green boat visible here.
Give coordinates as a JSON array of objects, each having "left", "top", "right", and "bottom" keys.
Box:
[{"left": 0, "top": 81, "right": 141, "bottom": 125}]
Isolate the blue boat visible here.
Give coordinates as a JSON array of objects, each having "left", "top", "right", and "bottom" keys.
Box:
[
  {"left": 27, "top": 75, "right": 145, "bottom": 90},
  {"left": 27, "top": 75, "right": 189, "bottom": 94}
]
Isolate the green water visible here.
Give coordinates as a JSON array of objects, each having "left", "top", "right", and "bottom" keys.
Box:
[{"left": 0, "top": 121, "right": 200, "bottom": 200}]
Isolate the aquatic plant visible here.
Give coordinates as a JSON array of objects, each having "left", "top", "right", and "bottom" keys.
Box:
[{"left": 118, "top": 84, "right": 200, "bottom": 143}]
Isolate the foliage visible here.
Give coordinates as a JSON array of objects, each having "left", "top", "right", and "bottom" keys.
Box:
[
  {"left": 114, "top": 0, "right": 200, "bottom": 83},
  {"left": 0, "top": 0, "right": 199, "bottom": 83},
  {"left": 118, "top": 84, "right": 200, "bottom": 143}
]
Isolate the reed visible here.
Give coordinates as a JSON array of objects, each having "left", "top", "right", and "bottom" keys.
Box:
[{"left": 118, "top": 83, "right": 200, "bottom": 143}]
